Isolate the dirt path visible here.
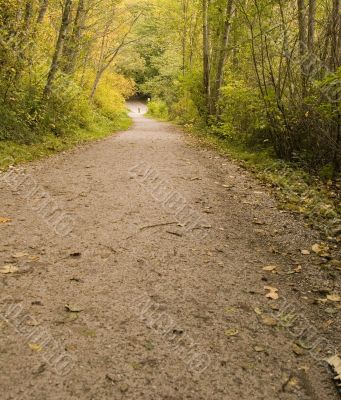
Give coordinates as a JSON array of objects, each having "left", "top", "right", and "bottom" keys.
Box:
[{"left": 0, "top": 102, "right": 340, "bottom": 400}]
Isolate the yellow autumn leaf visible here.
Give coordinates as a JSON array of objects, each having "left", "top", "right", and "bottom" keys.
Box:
[
  {"left": 29, "top": 343, "right": 42, "bottom": 352},
  {"left": 327, "top": 294, "right": 341, "bottom": 302},
  {"left": 0, "top": 265, "right": 18, "bottom": 274},
  {"left": 0, "top": 217, "right": 12, "bottom": 224},
  {"left": 264, "top": 286, "right": 279, "bottom": 300}
]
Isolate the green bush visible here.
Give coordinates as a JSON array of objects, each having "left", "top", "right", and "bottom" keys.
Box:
[{"left": 147, "top": 99, "right": 169, "bottom": 119}]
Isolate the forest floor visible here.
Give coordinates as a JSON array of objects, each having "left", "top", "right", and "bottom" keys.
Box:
[{"left": 0, "top": 102, "right": 340, "bottom": 400}]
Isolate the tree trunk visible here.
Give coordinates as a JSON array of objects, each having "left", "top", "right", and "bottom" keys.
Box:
[
  {"left": 212, "top": 0, "right": 235, "bottom": 117},
  {"left": 23, "top": 1, "right": 34, "bottom": 32},
  {"left": 297, "top": 0, "right": 308, "bottom": 93},
  {"left": 37, "top": 0, "right": 49, "bottom": 24},
  {"left": 202, "top": 0, "right": 211, "bottom": 118},
  {"left": 43, "top": 0, "right": 73, "bottom": 98},
  {"left": 307, "top": 0, "right": 316, "bottom": 53},
  {"left": 330, "top": 0, "right": 340, "bottom": 70},
  {"left": 62, "top": 0, "right": 86, "bottom": 75},
  {"left": 306, "top": 0, "right": 316, "bottom": 77}
]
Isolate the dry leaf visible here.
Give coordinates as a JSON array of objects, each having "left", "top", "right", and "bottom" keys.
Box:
[
  {"left": 0, "top": 265, "right": 19, "bottom": 274},
  {"left": 65, "top": 304, "right": 83, "bottom": 313},
  {"left": 13, "top": 252, "right": 29, "bottom": 258},
  {"left": 119, "top": 383, "right": 129, "bottom": 393},
  {"left": 254, "top": 220, "right": 266, "bottom": 225},
  {"left": 27, "top": 255, "right": 40, "bottom": 262},
  {"left": 327, "top": 294, "right": 341, "bottom": 302},
  {"left": 254, "top": 345, "right": 265, "bottom": 352},
  {"left": 292, "top": 343, "right": 305, "bottom": 356},
  {"left": 261, "top": 315, "right": 277, "bottom": 326},
  {"left": 262, "top": 265, "right": 277, "bottom": 272},
  {"left": 312, "top": 243, "right": 329, "bottom": 256},
  {"left": 224, "top": 307, "right": 237, "bottom": 314},
  {"left": 29, "top": 343, "right": 42, "bottom": 352},
  {"left": 0, "top": 217, "right": 12, "bottom": 224},
  {"left": 225, "top": 328, "right": 239, "bottom": 337},
  {"left": 301, "top": 249, "right": 310, "bottom": 255},
  {"left": 327, "top": 355, "right": 341, "bottom": 388},
  {"left": 56, "top": 313, "right": 78, "bottom": 324},
  {"left": 264, "top": 286, "right": 279, "bottom": 300}
]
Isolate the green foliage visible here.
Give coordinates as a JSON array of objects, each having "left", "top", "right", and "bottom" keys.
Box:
[
  {"left": 190, "top": 127, "right": 340, "bottom": 237},
  {"left": 218, "top": 78, "right": 269, "bottom": 143},
  {"left": 0, "top": 111, "right": 131, "bottom": 170},
  {"left": 0, "top": 0, "right": 137, "bottom": 166},
  {"left": 147, "top": 99, "right": 169, "bottom": 120}
]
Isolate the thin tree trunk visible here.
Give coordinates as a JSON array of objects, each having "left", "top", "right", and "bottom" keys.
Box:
[
  {"left": 307, "top": 0, "right": 316, "bottom": 53},
  {"left": 90, "top": 70, "right": 103, "bottom": 100},
  {"left": 43, "top": 0, "right": 73, "bottom": 98},
  {"left": 37, "top": 0, "right": 49, "bottom": 23},
  {"left": 213, "top": 0, "right": 235, "bottom": 117},
  {"left": 63, "top": 0, "right": 85, "bottom": 74},
  {"left": 307, "top": 0, "right": 316, "bottom": 76},
  {"left": 297, "top": 0, "right": 308, "bottom": 93},
  {"left": 202, "top": 0, "right": 211, "bottom": 118},
  {"left": 330, "top": 0, "right": 340, "bottom": 69},
  {"left": 181, "top": 0, "right": 189, "bottom": 75},
  {"left": 23, "top": 1, "right": 34, "bottom": 32}
]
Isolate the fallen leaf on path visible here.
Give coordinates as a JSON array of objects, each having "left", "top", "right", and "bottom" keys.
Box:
[
  {"left": 26, "top": 319, "right": 40, "bottom": 327},
  {"left": 0, "top": 217, "right": 12, "bottom": 224},
  {"left": 12, "top": 252, "right": 29, "bottom": 258},
  {"left": 33, "top": 364, "right": 46, "bottom": 375},
  {"left": 254, "top": 345, "right": 265, "bottom": 352},
  {"left": 264, "top": 286, "right": 279, "bottom": 300},
  {"left": 65, "top": 304, "right": 83, "bottom": 313},
  {"left": 325, "top": 307, "right": 338, "bottom": 315},
  {"left": 29, "top": 343, "right": 42, "bottom": 352},
  {"left": 77, "top": 328, "right": 96, "bottom": 337},
  {"left": 261, "top": 315, "right": 277, "bottom": 326},
  {"left": 312, "top": 243, "right": 329, "bottom": 256},
  {"left": 262, "top": 265, "right": 277, "bottom": 272},
  {"left": 119, "top": 383, "right": 129, "bottom": 393},
  {"left": 327, "top": 355, "right": 341, "bottom": 389},
  {"left": 292, "top": 343, "right": 305, "bottom": 356},
  {"left": 301, "top": 249, "right": 310, "bottom": 255},
  {"left": 56, "top": 313, "right": 78, "bottom": 324},
  {"left": 254, "top": 307, "right": 262, "bottom": 315},
  {"left": 287, "top": 265, "right": 302, "bottom": 275},
  {"left": 327, "top": 294, "right": 341, "bottom": 302},
  {"left": 27, "top": 255, "right": 40, "bottom": 262},
  {"left": 225, "top": 328, "right": 239, "bottom": 337},
  {"left": 0, "top": 265, "right": 19, "bottom": 274},
  {"left": 296, "top": 339, "right": 313, "bottom": 350},
  {"left": 224, "top": 307, "right": 237, "bottom": 314},
  {"left": 65, "top": 343, "right": 78, "bottom": 352}
]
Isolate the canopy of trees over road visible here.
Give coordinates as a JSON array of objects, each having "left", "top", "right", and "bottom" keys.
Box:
[{"left": 0, "top": 0, "right": 340, "bottom": 177}]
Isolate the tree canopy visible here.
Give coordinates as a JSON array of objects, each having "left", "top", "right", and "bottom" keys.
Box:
[{"left": 0, "top": 0, "right": 340, "bottom": 176}]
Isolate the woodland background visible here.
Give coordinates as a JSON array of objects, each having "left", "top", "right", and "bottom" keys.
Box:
[{"left": 0, "top": 0, "right": 340, "bottom": 230}]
